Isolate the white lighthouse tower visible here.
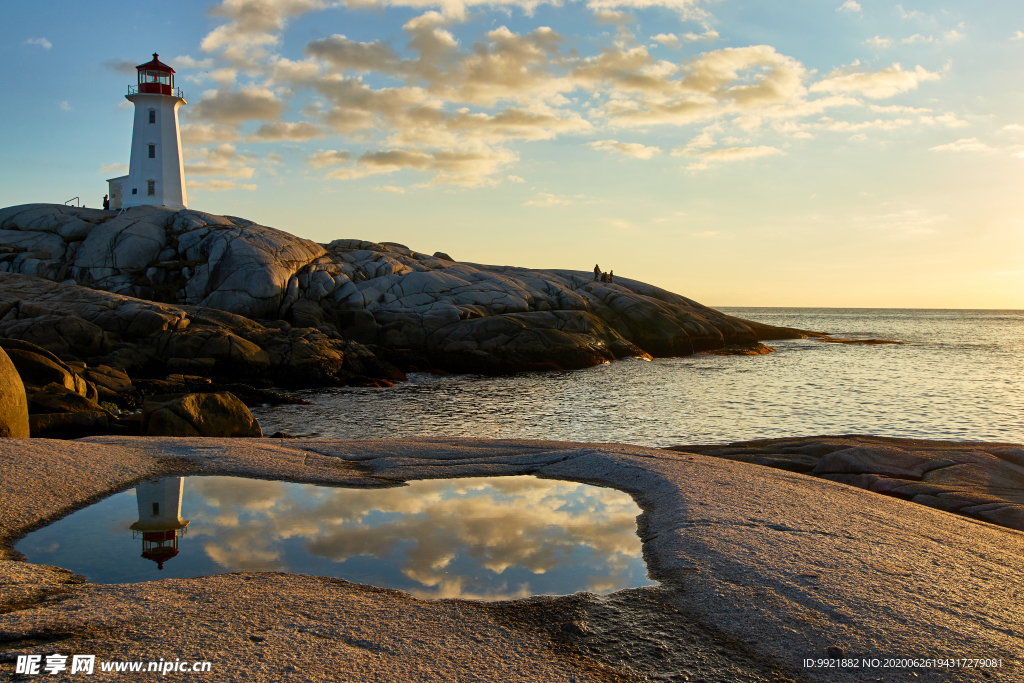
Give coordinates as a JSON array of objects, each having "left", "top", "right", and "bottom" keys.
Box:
[
  {"left": 130, "top": 477, "right": 190, "bottom": 570},
  {"left": 106, "top": 54, "right": 188, "bottom": 211}
]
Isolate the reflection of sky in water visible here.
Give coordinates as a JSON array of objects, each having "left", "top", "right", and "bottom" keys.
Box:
[{"left": 17, "top": 476, "right": 654, "bottom": 599}]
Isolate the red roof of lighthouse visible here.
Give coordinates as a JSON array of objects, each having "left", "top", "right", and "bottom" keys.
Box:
[{"left": 136, "top": 53, "right": 175, "bottom": 74}]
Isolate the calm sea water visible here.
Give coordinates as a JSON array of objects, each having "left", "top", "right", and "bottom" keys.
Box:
[{"left": 252, "top": 309, "right": 1024, "bottom": 448}]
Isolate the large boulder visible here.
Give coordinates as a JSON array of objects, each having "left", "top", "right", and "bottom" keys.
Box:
[
  {"left": 142, "top": 392, "right": 262, "bottom": 438},
  {"left": 0, "top": 346, "right": 29, "bottom": 438}
]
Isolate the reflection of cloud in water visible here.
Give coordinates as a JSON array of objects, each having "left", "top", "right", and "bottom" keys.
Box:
[{"left": 187, "top": 476, "right": 646, "bottom": 599}]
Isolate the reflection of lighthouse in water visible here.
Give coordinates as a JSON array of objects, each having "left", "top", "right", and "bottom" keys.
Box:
[{"left": 130, "top": 478, "right": 190, "bottom": 570}]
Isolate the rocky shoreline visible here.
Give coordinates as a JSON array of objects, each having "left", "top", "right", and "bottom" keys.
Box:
[
  {"left": 0, "top": 203, "right": 819, "bottom": 384},
  {"left": 1, "top": 436, "right": 1021, "bottom": 682}
]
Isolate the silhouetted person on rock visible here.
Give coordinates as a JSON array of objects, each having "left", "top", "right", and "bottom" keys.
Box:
[
  {"left": 601, "top": 272, "right": 608, "bottom": 282},
  {"left": 102, "top": 194, "right": 109, "bottom": 210},
  {"left": 594, "top": 264, "right": 601, "bottom": 281},
  {"left": 609, "top": 270, "right": 614, "bottom": 283}
]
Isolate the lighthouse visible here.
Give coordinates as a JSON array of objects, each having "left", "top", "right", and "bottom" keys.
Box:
[
  {"left": 130, "top": 477, "right": 190, "bottom": 570},
  {"left": 106, "top": 54, "right": 188, "bottom": 211}
]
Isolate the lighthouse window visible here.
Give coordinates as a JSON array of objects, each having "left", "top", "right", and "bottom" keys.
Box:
[
  {"left": 152, "top": 503, "right": 160, "bottom": 516},
  {"left": 143, "top": 70, "right": 170, "bottom": 86},
  {"left": 148, "top": 110, "right": 155, "bottom": 124},
  {"left": 147, "top": 181, "right": 156, "bottom": 196},
  {"left": 148, "top": 144, "right": 155, "bottom": 158}
]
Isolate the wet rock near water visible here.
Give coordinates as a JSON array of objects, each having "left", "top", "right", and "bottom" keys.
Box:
[
  {"left": 0, "top": 336, "right": 277, "bottom": 439},
  {"left": 668, "top": 435, "right": 1024, "bottom": 532},
  {"left": 0, "top": 203, "right": 821, "bottom": 376},
  {"left": 142, "top": 391, "right": 262, "bottom": 438}
]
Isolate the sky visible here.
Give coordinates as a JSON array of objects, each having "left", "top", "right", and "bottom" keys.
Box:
[{"left": 2, "top": 0, "right": 1022, "bottom": 308}]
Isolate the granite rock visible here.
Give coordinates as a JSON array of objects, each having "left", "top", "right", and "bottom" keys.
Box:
[
  {"left": 0, "top": 273, "right": 401, "bottom": 388},
  {"left": 0, "top": 203, "right": 820, "bottom": 376},
  {"left": 142, "top": 392, "right": 262, "bottom": 438},
  {"left": 0, "top": 346, "right": 29, "bottom": 438},
  {"left": 671, "top": 435, "right": 1024, "bottom": 532}
]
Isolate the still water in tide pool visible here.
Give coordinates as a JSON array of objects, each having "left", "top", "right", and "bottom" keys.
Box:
[
  {"left": 16, "top": 476, "right": 653, "bottom": 599},
  {"left": 252, "top": 308, "right": 1024, "bottom": 446}
]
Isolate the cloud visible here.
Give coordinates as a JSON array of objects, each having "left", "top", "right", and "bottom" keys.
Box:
[
  {"left": 185, "top": 144, "right": 256, "bottom": 177},
  {"left": 306, "top": 34, "right": 401, "bottom": 72},
  {"left": 100, "top": 163, "right": 128, "bottom": 175},
  {"left": 373, "top": 185, "right": 406, "bottom": 193},
  {"left": 59, "top": 101, "right": 72, "bottom": 111},
  {"left": 929, "top": 137, "right": 993, "bottom": 152},
  {"left": 305, "top": 149, "right": 353, "bottom": 168},
  {"left": 507, "top": 175, "right": 525, "bottom": 182},
  {"left": 901, "top": 34, "right": 931, "bottom": 44},
  {"left": 691, "top": 230, "right": 718, "bottom": 237},
  {"left": 863, "top": 36, "right": 894, "bottom": 49},
  {"left": 810, "top": 62, "right": 940, "bottom": 99},
  {"left": 25, "top": 37, "right": 51, "bottom": 49},
  {"left": 524, "top": 193, "right": 574, "bottom": 206},
  {"left": 896, "top": 4, "right": 925, "bottom": 20},
  {"left": 680, "top": 29, "right": 719, "bottom": 43},
  {"left": 919, "top": 112, "right": 968, "bottom": 128},
  {"left": 173, "top": 55, "right": 215, "bottom": 69},
  {"left": 1012, "top": 31, "right": 1024, "bottom": 41},
  {"left": 587, "top": 139, "right": 661, "bottom": 158},
  {"left": 819, "top": 117, "right": 914, "bottom": 132},
  {"left": 191, "top": 88, "right": 283, "bottom": 123},
  {"left": 684, "top": 145, "right": 782, "bottom": 170},
  {"left": 327, "top": 148, "right": 518, "bottom": 186},
  {"left": 189, "top": 179, "right": 258, "bottom": 191},
  {"left": 103, "top": 58, "right": 137, "bottom": 75},
  {"left": 651, "top": 33, "right": 680, "bottom": 48},
  {"left": 180, "top": 122, "right": 241, "bottom": 145},
  {"left": 1003, "top": 124, "right": 1024, "bottom": 132},
  {"left": 868, "top": 104, "right": 931, "bottom": 114},
  {"left": 594, "top": 9, "right": 631, "bottom": 24},
  {"left": 247, "top": 121, "right": 327, "bottom": 141},
  {"left": 836, "top": 1, "right": 861, "bottom": 12}
]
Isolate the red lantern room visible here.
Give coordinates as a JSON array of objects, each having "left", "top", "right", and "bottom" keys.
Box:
[{"left": 136, "top": 53, "right": 175, "bottom": 96}]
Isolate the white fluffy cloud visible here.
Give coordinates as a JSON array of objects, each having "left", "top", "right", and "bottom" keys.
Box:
[
  {"left": 836, "top": 1, "right": 861, "bottom": 13},
  {"left": 178, "top": 0, "right": 949, "bottom": 185},
  {"left": 810, "top": 62, "right": 940, "bottom": 99},
  {"left": 24, "top": 37, "right": 51, "bottom": 49}
]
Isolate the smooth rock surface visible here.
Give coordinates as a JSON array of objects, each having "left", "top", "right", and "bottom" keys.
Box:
[
  {"left": 0, "top": 346, "right": 29, "bottom": 438},
  {"left": 1, "top": 436, "right": 1021, "bottom": 682},
  {"left": 142, "top": 392, "right": 263, "bottom": 438},
  {"left": 1, "top": 204, "right": 819, "bottom": 375},
  {"left": 670, "top": 435, "right": 1024, "bottom": 532}
]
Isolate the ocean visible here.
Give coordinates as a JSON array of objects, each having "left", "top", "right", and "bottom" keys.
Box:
[{"left": 251, "top": 308, "right": 1024, "bottom": 448}]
